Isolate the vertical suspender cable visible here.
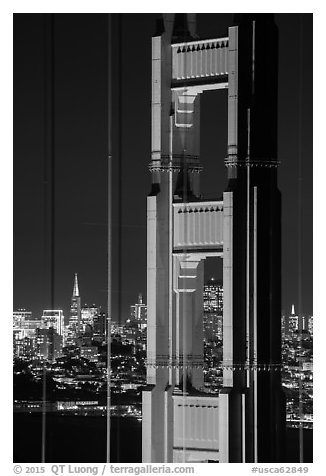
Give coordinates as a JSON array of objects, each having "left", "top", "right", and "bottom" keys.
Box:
[
  {"left": 253, "top": 186, "right": 258, "bottom": 462},
  {"left": 168, "top": 114, "right": 173, "bottom": 385},
  {"left": 252, "top": 19, "right": 258, "bottom": 462},
  {"left": 107, "top": 13, "right": 113, "bottom": 464},
  {"left": 116, "top": 13, "right": 122, "bottom": 463},
  {"left": 42, "top": 13, "right": 55, "bottom": 463},
  {"left": 245, "top": 106, "right": 251, "bottom": 463},
  {"left": 297, "top": 14, "right": 304, "bottom": 464},
  {"left": 166, "top": 112, "right": 173, "bottom": 463},
  {"left": 246, "top": 107, "right": 251, "bottom": 392}
]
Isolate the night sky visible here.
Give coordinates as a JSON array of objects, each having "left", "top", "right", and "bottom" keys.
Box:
[{"left": 13, "top": 13, "right": 312, "bottom": 322}]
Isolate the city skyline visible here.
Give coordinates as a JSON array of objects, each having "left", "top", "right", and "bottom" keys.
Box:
[
  {"left": 13, "top": 276, "right": 313, "bottom": 461},
  {"left": 13, "top": 274, "right": 311, "bottom": 324},
  {"left": 14, "top": 271, "right": 148, "bottom": 322},
  {"left": 13, "top": 14, "right": 312, "bottom": 320}
]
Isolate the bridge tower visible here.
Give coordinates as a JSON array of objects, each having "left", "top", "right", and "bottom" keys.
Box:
[{"left": 142, "top": 13, "right": 285, "bottom": 463}]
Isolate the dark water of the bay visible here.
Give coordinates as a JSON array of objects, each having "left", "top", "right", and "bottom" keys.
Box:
[
  {"left": 13, "top": 414, "right": 141, "bottom": 463},
  {"left": 13, "top": 414, "right": 312, "bottom": 463}
]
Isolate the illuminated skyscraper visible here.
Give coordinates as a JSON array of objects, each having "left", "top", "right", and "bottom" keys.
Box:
[
  {"left": 93, "top": 311, "right": 107, "bottom": 344},
  {"left": 130, "top": 293, "right": 147, "bottom": 330},
  {"left": 41, "top": 309, "right": 64, "bottom": 336},
  {"left": 288, "top": 304, "right": 299, "bottom": 334},
  {"left": 203, "top": 279, "right": 223, "bottom": 313},
  {"left": 13, "top": 310, "right": 36, "bottom": 358},
  {"left": 308, "top": 316, "right": 313, "bottom": 336},
  {"left": 13, "top": 309, "right": 33, "bottom": 328},
  {"left": 13, "top": 309, "right": 41, "bottom": 334},
  {"left": 35, "top": 327, "right": 63, "bottom": 361},
  {"left": 81, "top": 304, "right": 99, "bottom": 331},
  {"left": 203, "top": 280, "right": 223, "bottom": 343},
  {"left": 129, "top": 293, "right": 147, "bottom": 350},
  {"left": 68, "top": 273, "right": 81, "bottom": 340}
]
